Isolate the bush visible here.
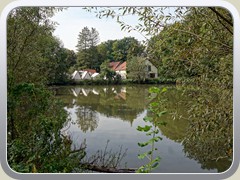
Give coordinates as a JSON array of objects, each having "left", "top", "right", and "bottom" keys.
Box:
[{"left": 7, "top": 83, "right": 85, "bottom": 173}]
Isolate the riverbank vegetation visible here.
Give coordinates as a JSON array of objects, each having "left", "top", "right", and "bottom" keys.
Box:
[{"left": 7, "top": 6, "right": 233, "bottom": 173}]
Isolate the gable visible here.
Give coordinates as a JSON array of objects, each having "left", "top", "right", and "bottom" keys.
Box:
[{"left": 115, "top": 61, "right": 126, "bottom": 71}]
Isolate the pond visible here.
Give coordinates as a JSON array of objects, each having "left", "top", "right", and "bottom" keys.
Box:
[{"left": 55, "top": 84, "right": 232, "bottom": 173}]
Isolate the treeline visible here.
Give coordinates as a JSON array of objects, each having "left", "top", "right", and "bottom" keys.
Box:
[{"left": 72, "top": 26, "right": 144, "bottom": 73}]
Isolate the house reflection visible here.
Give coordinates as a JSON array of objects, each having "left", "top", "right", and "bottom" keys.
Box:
[{"left": 66, "top": 86, "right": 149, "bottom": 129}]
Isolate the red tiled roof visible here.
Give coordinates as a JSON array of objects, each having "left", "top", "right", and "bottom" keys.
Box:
[
  {"left": 83, "top": 69, "right": 96, "bottom": 74},
  {"left": 109, "top": 61, "right": 121, "bottom": 71},
  {"left": 115, "top": 61, "right": 126, "bottom": 71},
  {"left": 109, "top": 61, "right": 126, "bottom": 71}
]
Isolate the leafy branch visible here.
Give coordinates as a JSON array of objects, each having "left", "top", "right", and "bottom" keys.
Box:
[{"left": 136, "top": 87, "right": 167, "bottom": 173}]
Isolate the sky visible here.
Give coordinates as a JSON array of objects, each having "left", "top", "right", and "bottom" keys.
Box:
[{"left": 50, "top": 7, "right": 147, "bottom": 52}]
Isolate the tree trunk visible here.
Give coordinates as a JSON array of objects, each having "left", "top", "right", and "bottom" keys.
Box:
[{"left": 81, "top": 163, "right": 136, "bottom": 173}]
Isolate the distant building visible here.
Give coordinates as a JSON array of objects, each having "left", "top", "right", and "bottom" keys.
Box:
[
  {"left": 71, "top": 70, "right": 81, "bottom": 80},
  {"left": 109, "top": 60, "right": 157, "bottom": 79},
  {"left": 144, "top": 60, "right": 158, "bottom": 78},
  {"left": 82, "top": 69, "right": 96, "bottom": 75},
  {"left": 91, "top": 72, "right": 100, "bottom": 79},
  {"left": 109, "top": 61, "right": 127, "bottom": 79},
  {"left": 71, "top": 70, "right": 92, "bottom": 80},
  {"left": 80, "top": 71, "right": 92, "bottom": 80}
]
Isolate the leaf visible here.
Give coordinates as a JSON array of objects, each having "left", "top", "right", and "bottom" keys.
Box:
[
  {"left": 152, "top": 136, "right": 163, "bottom": 142},
  {"left": 149, "top": 87, "right": 160, "bottom": 93},
  {"left": 143, "top": 116, "right": 153, "bottom": 122},
  {"left": 150, "top": 102, "right": 159, "bottom": 107},
  {"left": 157, "top": 111, "right": 167, "bottom": 117},
  {"left": 137, "top": 142, "right": 149, "bottom": 147},
  {"left": 146, "top": 131, "right": 153, "bottom": 136},
  {"left": 161, "top": 87, "right": 167, "bottom": 93},
  {"left": 138, "top": 152, "right": 148, "bottom": 159},
  {"left": 137, "top": 125, "right": 152, "bottom": 132},
  {"left": 151, "top": 162, "right": 159, "bottom": 169}
]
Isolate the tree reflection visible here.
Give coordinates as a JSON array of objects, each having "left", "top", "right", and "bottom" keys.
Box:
[
  {"left": 182, "top": 87, "right": 233, "bottom": 172},
  {"left": 56, "top": 85, "right": 233, "bottom": 172},
  {"left": 76, "top": 106, "right": 99, "bottom": 133},
  {"left": 151, "top": 86, "right": 232, "bottom": 172}
]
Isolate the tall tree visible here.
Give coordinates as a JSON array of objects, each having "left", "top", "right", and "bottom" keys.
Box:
[{"left": 76, "top": 27, "right": 100, "bottom": 70}]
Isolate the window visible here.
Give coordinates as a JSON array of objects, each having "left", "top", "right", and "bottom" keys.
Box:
[
  {"left": 148, "top": 65, "right": 151, "bottom": 71},
  {"left": 150, "top": 73, "right": 155, "bottom": 78}
]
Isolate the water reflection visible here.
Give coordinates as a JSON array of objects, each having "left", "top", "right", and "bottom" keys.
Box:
[
  {"left": 150, "top": 86, "right": 232, "bottom": 172},
  {"left": 66, "top": 86, "right": 151, "bottom": 127},
  {"left": 76, "top": 106, "right": 98, "bottom": 132},
  {"left": 55, "top": 85, "right": 232, "bottom": 173}
]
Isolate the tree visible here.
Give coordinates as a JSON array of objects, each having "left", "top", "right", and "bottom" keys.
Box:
[
  {"left": 7, "top": 7, "right": 85, "bottom": 173},
  {"left": 127, "top": 56, "right": 147, "bottom": 82},
  {"left": 99, "top": 60, "right": 122, "bottom": 84},
  {"left": 100, "top": 60, "right": 116, "bottom": 79},
  {"left": 76, "top": 27, "right": 100, "bottom": 70},
  {"left": 76, "top": 27, "right": 99, "bottom": 51},
  {"left": 40, "top": 36, "right": 75, "bottom": 84},
  {"left": 97, "top": 40, "right": 116, "bottom": 62},
  {"left": 7, "top": 7, "right": 58, "bottom": 87},
  {"left": 112, "top": 37, "right": 144, "bottom": 62}
]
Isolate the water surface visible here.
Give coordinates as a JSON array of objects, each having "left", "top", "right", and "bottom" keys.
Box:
[{"left": 55, "top": 85, "right": 231, "bottom": 173}]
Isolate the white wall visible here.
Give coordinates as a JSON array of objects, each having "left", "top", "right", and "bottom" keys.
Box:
[
  {"left": 145, "top": 60, "right": 158, "bottom": 78},
  {"left": 116, "top": 70, "right": 127, "bottom": 79}
]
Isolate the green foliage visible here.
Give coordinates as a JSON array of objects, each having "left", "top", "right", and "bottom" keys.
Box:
[
  {"left": 7, "top": 7, "right": 74, "bottom": 86},
  {"left": 75, "top": 27, "right": 101, "bottom": 71},
  {"left": 96, "top": 37, "right": 144, "bottom": 65},
  {"left": 111, "top": 37, "right": 144, "bottom": 62},
  {"left": 127, "top": 56, "right": 147, "bottom": 82},
  {"left": 182, "top": 87, "right": 233, "bottom": 165},
  {"left": 136, "top": 87, "right": 167, "bottom": 173},
  {"left": 7, "top": 83, "right": 86, "bottom": 173},
  {"left": 7, "top": 7, "right": 85, "bottom": 173},
  {"left": 97, "top": 40, "right": 116, "bottom": 62},
  {"left": 76, "top": 26, "right": 99, "bottom": 51},
  {"left": 99, "top": 60, "right": 122, "bottom": 84}
]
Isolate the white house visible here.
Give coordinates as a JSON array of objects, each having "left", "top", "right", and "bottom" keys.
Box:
[
  {"left": 91, "top": 72, "right": 100, "bottom": 79},
  {"left": 109, "top": 61, "right": 127, "bottom": 79},
  {"left": 108, "top": 60, "right": 157, "bottom": 79},
  {"left": 144, "top": 60, "right": 158, "bottom": 78},
  {"left": 80, "top": 71, "right": 91, "bottom": 80},
  {"left": 71, "top": 70, "right": 81, "bottom": 80},
  {"left": 71, "top": 70, "right": 92, "bottom": 80}
]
